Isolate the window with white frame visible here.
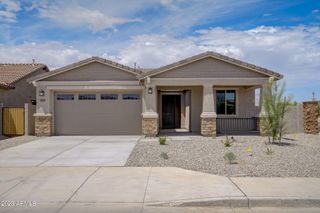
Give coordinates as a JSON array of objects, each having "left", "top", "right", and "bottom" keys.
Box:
[
  {"left": 101, "top": 94, "right": 118, "bottom": 100},
  {"left": 216, "top": 90, "right": 236, "bottom": 115},
  {"left": 78, "top": 94, "right": 96, "bottom": 100},
  {"left": 57, "top": 94, "right": 74, "bottom": 100},
  {"left": 122, "top": 94, "right": 140, "bottom": 100}
]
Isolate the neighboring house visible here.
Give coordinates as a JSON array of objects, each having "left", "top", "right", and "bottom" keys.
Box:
[
  {"left": 28, "top": 52, "right": 282, "bottom": 137},
  {"left": 0, "top": 63, "right": 49, "bottom": 135}
]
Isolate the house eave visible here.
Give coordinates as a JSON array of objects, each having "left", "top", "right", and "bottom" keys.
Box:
[
  {"left": 28, "top": 57, "right": 141, "bottom": 83},
  {"left": 139, "top": 52, "right": 283, "bottom": 80}
]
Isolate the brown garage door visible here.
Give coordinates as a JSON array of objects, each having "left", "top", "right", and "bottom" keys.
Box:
[{"left": 54, "top": 92, "right": 142, "bottom": 135}]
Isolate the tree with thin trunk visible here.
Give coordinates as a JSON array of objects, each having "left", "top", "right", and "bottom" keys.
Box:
[{"left": 260, "top": 77, "right": 291, "bottom": 144}]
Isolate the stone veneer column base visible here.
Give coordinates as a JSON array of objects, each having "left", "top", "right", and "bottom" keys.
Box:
[
  {"left": 303, "top": 101, "right": 319, "bottom": 134},
  {"left": 142, "top": 113, "right": 158, "bottom": 137},
  {"left": 34, "top": 114, "right": 53, "bottom": 136},
  {"left": 200, "top": 112, "right": 217, "bottom": 138}
]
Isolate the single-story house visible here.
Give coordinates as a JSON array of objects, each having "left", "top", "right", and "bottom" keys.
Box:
[
  {"left": 0, "top": 63, "right": 49, "bottom": 135},
  {"left": 28, "top": 51, "right": 282, "bottom": 137}
]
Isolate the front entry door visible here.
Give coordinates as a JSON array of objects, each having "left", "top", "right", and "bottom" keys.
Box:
[{"left": 162, "top": 95, "right": 181, "bottom": 129}]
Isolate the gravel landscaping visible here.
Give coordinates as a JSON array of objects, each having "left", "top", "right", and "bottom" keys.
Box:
[
  {"left": 0, "top": 135, "right": 40, "bottom": 151},
  {"left": 125, "top": 133, "right": 320, "bottom": 177}
]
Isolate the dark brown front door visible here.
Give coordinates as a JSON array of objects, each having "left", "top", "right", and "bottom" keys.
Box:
[{"left": 162, "top": 95, "right": 181, "bottom": 129}]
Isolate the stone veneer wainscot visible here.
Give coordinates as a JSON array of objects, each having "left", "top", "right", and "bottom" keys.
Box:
[
  {"left": 34, "top": 114, "right": 52, "bottom": 136},
  {"left": 201, "top": 117, "right": 216, "bottom": 138},
  {"left": 142, "top": 117, "right": 158, "bottom": 137},
  {"left": 303, "top": 101, "right": 319, "bottom": 134}
]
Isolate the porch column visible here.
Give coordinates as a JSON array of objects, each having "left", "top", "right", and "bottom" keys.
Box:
[
  {"left": 142, "top": 84, "right": 158, "bottom": 136},
  {"left": 200, "top": 84, "right": 217, "bottom": 137},
  {"left": 258, "top": 83, "right": 267, "bottom": 135},
  {"left": 257, "top": 85, "right": 265, "bottom": 136},
  {"left": 34, "top": 86, "right": 53, "bottom": 136}
]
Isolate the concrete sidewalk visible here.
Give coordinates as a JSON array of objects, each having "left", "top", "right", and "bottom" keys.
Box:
[{"left": 0, "top": 167, "right": 320, "bottom": 213}]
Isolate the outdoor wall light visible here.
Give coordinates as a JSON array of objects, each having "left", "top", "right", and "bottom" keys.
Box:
[
  {"left": 39, "top": 90, "right": 45, "bottom": 96},
  {"left": 148, "top": 87, "right": 153, "bottom": 94}
]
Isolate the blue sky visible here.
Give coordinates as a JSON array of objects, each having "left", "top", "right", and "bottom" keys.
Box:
[{"left": 0, "top": 0, "right": 319, "bottom": 101}]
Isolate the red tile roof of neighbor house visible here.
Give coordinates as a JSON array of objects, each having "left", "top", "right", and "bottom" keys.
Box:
[{"left": 0, "top": 63, "right": 47, "bottom": 89}]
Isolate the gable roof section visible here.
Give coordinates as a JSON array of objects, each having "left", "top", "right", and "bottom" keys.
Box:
[
  {"left": 0, "top": 63, "right": 48, "bottom": 89},
  {"left": 139, "top": 51, "right": 283, "bottom": 79},
  {"left": 29, "top": 56, "right": 141, "bottom": 82}
]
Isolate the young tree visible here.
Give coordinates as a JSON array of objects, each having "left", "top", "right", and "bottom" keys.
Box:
[{"left": 260, "top": 77, "right": 291, "bottom": 144}]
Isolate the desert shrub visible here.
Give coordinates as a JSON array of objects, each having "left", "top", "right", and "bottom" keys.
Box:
[
  {"left": 260, "top": 77, "right": 292, "bottom": 144},
  {"left": 265, "top": 147, "right": 274, "bottom": 155},
  {"left": 221, "top": 135, "right": 235, "bottom": 147},
  {"left": 224, "top": 152, "right": 237, "bottom": 164},
  {"left": 159, "top": 137, "right": 166, "bottom": 145},
  {"left": 160, "top": 152, "right": 169, "bottom": 160}
]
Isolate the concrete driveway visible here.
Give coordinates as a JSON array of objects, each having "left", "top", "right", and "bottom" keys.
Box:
[{"left": 0, "top": 136, "right": 140, "bottom": 167}]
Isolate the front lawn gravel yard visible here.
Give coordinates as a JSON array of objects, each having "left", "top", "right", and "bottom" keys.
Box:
[{"left": 125, "top": 133, "right": 320, "bottom": 177}]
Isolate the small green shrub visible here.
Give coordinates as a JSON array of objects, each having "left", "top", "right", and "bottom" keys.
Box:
[
  {"left": 221, "top": 135, "right": 235, "bottom": 147},
  {"left": 159, "top": 137, "right": 166, "bottom": 145},
  {"left": 265, "top": 147, "right": 274, "bottom": 155},
  {"left": 224, "top": 152, "right": 237, "bottom": 164},
  {"left": 160, "top": 152, "right": 169, "bottom": 160}
]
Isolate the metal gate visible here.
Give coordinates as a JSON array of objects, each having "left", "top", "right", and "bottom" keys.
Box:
[{"left": 2, "top": 107, "right": 25, "bottom": 136}]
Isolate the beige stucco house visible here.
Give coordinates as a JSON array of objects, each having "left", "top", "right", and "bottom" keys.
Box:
[{"left": 28, "top": 52, "right": 282, "bottom": 137}]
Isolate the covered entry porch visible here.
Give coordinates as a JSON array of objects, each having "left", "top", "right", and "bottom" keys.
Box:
[
  {"left": 157, "top": 86, "right": 202, "bottom": 134},
  {"left": 141, "top": 78, "right": 265, "bottom": 137}
]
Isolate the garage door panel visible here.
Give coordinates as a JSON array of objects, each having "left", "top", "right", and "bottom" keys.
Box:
[{"left": 54, "top": 92, "right": 142, "bottom": 135}]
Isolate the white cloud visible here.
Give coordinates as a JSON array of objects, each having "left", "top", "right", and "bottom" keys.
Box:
[
  {"left": 160, "top": 0, "right": 172, "bottom": 6},
  {"left": 0, "top": 10, "right": 14, "bottom": 19},
  {"left": 30, "top": 0, "right": 266, "bottom": 34},
  {"left": 114, "top": 26, "right": 320, "bottom": 88},
  {"left": 153, "top": 0, "right": 264, "bottom": 35},
  {"left": 0, "top": 0, "right": 20, "bottom": 11},
  {"left": 0, "top": 41, "right": 90, "bottom": 69},
  {"left": 0, "top": 25, "right": 319, "bottom": 100},
  {"left": 0, "top": 0, "right": 20, "bottom": 22},
  {"left": 38, "top": 4, "right": 141, "bottom": 32},
  {"left": 117, "top": 34, "right": 201, "bottom": 67}
]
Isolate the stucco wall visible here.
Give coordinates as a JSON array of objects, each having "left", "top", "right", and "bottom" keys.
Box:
[
  {"left": 284, "top": 104, "right": 304, "bottom": 133},
  {"left": 25, "top": 103, "right": 36, "bottom": 135},
  {"left": 45, "top": 62, "right": 138, "bottom": 81},
  {"left": 154, "top": 57, "right": 266, "bottom": 78}
]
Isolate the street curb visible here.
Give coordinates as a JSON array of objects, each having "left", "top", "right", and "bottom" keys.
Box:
[
  {"left": 248, "top": 197, "right": 320, "bottom": 208},
  {"left": 146, "top": 197, "right": 320, "bottom": 208}
]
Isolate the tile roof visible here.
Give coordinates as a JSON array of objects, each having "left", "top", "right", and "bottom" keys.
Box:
[
  {"left": 28, "top": 56, "right": 141, "bottom": 82},
  {"left": 0, "top": 63, "right": 47, "bottom": 89},
  {"left": 29, "top": 51, "right": 283, "bottom": 82},
  {"left": 139, "top": 51, "right": 283, "bottom": 79}
]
